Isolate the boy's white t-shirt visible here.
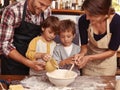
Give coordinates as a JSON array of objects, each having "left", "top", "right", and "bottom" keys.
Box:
[{"left": 64, "top": 44, "right": 73, "bottom": 56}]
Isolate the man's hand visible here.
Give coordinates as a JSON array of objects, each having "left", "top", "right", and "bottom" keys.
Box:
[{"left": 26, "top": 60, "right": 46, "bottom": 71}]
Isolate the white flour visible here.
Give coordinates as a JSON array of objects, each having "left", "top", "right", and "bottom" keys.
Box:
[{"left": 20, "top": 76, "right": 113, "bottom": 90}]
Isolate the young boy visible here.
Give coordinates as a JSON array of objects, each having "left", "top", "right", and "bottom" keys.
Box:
[
  {"left": 53, "top": 19, "right": 81, "bottom": 75},
  {"left": 26, "top": 16, "right": 60, "bottom": 75}
]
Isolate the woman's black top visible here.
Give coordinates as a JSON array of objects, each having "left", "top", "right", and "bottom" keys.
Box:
[{"left": 78, "top": 13, "right": 120, "bottom": 51}]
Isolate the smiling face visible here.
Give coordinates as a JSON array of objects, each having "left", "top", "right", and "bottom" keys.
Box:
[
  {"left": 28, "top": 0, "right": 52, "bottom": 15},
  {"left": 60, "top": 30, "right": 75, "bottom": 47}
]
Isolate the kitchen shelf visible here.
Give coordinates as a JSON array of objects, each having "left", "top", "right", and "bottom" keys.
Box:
[{"left": 52, "top": 9, "right": 85, "bottom": 15}]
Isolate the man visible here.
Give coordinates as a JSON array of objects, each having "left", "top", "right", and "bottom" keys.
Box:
[{"left": 0, "top": 0, "right": 52, "bottom": 75}]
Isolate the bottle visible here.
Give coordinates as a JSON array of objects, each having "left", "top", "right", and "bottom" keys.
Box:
[
  {"left": 55, "top": 0, "right": 58, "bottom": 9},
  {"left": 60, "top": 0, "right": 63, "bottom": 9},
  {"left": 51, "top": 0, "right": 56, "bottom": 9},
  {"left": 65, "top": 1, "right": 69, "bottom": 9},
  {"left": 68, "top": 0, "right": 72, "bottom": 9}
]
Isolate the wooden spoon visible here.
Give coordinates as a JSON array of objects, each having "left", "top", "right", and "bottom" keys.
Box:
[{"left": 65, "top": 64, "right": 74, "bottom": 78}]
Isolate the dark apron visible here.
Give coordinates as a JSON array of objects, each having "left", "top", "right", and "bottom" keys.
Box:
[{"left": 1, "top": 0, "right": 43, "bottom": 75}]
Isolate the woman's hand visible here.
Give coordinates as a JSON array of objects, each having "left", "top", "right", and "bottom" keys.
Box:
[
  {"left": 75, "top": 55, "right": 90, "bottom": 68},
  {"left": 73, "top": 53, "right": 84, "bottom": 61},
  {"left": 73, "top": 53, "right": 87, "bottom": 68}
]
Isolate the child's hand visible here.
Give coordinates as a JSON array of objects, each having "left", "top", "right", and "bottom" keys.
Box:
[
  {"left": 41, "top": 53, "right": 51, "bottom": 62},
  {"left": 59, "top": 57, "right": 74, "bottom": 67}
]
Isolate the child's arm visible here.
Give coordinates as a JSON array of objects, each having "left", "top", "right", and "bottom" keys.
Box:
[
  {"left": 26, "top": 36, "right": 51, "bottom": 61},
  {"left": 26, "top": 37, "right": 39, "bottom": 60},
  {"left": 35, "top": 53, "right": 51, "bottom": 62},
  {"left": 52, "top": 45, "right": 62, "bottom": 64}
]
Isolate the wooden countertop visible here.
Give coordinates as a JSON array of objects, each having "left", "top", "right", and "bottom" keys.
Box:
[
  {"left": 0, "top": 75, "right": 116, "bottom": 90},
  {"left": 0, "top": 75, "right": 25, "bottom": 81},
  {"left": 52, "top": 9, "right": 85, "bottom": 15},
  {"left": 0, "top": 75, "right": 26, "bottom": 89}
]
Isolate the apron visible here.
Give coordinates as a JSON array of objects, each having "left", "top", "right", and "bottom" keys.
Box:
[
  {"left": 82, "top": 19, "right": 117, "bottom": 76},
  {"left": 1, "top": 0, "right": 43, "bottom": 75}
]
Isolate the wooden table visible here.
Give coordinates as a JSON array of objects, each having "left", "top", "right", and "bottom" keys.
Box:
[
  {"left": 0, "top": 75, "right": 116, "bottom": 90},
  {"left": 0, "top": 75, "right": 25, "bottom": 80},
  {"left": 0, "top": 75, "right": 25, "bottom": 89}
]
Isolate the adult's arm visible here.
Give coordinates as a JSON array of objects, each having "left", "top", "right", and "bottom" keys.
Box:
[
  {"left": 0, "top": 5, "right": 45, "bottom": 70},
  {"left": 109, "top": 14, "right": 120, "bottom": 51},
  {"left": 8, "top": 49, "right": 44, "bottom": 71}
]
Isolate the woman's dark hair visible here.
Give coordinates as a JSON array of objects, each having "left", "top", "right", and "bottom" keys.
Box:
[
  {"left": 59, "top": 19, "right": 76, "bottom": 35},
  {"left": 41, "top": 16, "right": 60, "bottom": 34},
  {"left": 82, "top": 0, "right": 115, "bottom": 15}
]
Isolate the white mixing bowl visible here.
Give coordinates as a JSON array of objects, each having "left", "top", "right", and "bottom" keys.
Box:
[{"left": 46, "top": 69, "right": 77, "bottom": 86}]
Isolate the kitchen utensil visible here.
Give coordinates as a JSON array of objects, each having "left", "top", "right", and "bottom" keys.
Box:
[
  {"left": 65, "top": 64, "right": 74, "bottom": 78},
  {"left": 46, "top": 69, "right": 77, "bottom": 86},
  {"left": 45, "top": 58, "right": 59, "bottom": 72}
]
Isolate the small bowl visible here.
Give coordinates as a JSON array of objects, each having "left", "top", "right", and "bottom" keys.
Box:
[
  {"left": 46, "top": 69, "right": 77, "bottom": 87},
  {"left": 45, "top": 58, "right": 58, "bottom": 72}
]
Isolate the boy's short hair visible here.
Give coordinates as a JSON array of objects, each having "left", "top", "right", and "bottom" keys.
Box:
[
  {"left": 41, "top": 16, "right": 60, "bottom": 34},
  {"left": 59, "top": 19, "right": 76, "bottom": 35}
]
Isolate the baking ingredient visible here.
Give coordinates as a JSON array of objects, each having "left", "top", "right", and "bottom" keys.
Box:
[{"left": 9, "top": 84, "right": 24, "bottom": 90}]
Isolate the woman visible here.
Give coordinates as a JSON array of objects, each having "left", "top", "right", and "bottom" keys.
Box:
[{"left": 74, "top": 0, "right": 120, "bottom": 76}]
